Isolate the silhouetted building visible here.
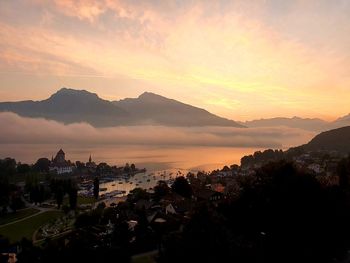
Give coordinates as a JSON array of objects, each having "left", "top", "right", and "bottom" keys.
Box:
[
  {"left": 86, "top": 154, "right": 97, "bottom": 169},
  {"left": 49, "top": 149, "right": 74, "bottom": 175}
]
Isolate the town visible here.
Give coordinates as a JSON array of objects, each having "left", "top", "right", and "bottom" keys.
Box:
[{"left": 1, "top": 146, "right": 350, "bottom": 263}]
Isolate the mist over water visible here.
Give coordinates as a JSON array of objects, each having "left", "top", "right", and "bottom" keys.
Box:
[
  {"left": 0, "top": 112, "right": 316, "bottom": 172},
  {"left": 0, "top": 144, "right": 264, "bottom": 172}
]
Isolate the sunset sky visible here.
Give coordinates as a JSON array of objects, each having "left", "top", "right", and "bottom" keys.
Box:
[{"left": 0, "top": 0, "right": 349, "bottom": 121}]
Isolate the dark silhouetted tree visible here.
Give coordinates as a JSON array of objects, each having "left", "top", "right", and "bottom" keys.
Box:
[
  {"left": 55, "top": 186, "right": 63, "bottom": 209},
  {"left": 171, "top": 176, "right": 192, "bottom": 198},
  {"left": 17, "top": 163, "right": 31, "bottom": 174},
  {"left": 34, "top": 158, "right": 50, "bottom": 173},
  {"left": 93, "top": 177, "right": 99, "bottom": 200},
  {"left": 338, "top": 156, "right": 350, "bottom": 189},
  {"left": 153, "top": 180, "right": 170, "bottom": 201},
  {"left": 69, "top": 188, "right": 78, "bottom": 210}
]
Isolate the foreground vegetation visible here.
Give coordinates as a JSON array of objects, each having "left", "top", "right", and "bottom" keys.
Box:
[
  {"left": 0, "top": 211, "right": 63, "bottom": 243},
  {"left": 0, "top": 208, "right": 40, "bottom": 225},
  {"left": 1, "top": 155, "right": 350, "bottom": 263}
]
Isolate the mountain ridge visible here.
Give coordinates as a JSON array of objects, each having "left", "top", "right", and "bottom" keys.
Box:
[
  {"left": 241, "top": 115, "right": 350, "bottom": 132},
  {"left": 288, "top": 126, "right": 350, "bottom": 154},
  {"left": 0, "top": 87, "right": 243, "bottom": 128}
]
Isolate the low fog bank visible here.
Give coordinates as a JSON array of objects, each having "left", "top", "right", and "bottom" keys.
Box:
[{"left": 0, "top": 112, "right": 315, "bottom": 149}]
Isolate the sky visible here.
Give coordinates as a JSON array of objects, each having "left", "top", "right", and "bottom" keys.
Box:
[{"left": 0, "top": 0, "right": 350, "bottom": 121}]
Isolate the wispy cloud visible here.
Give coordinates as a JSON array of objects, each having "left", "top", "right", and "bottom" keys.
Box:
[{"left": 0, "top": 1, "right": 349, "bottom": 120}]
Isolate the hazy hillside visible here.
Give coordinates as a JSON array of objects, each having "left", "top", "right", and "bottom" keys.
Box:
[
  {"left": 333, "top": 114, "right": 350, "bottom": 128},
  {"left": 296, "top": 126, "right": 350, "bottom": 153},
  {"left": 241, "top": 115, "right": 350, "bottom": 132},
  {"left": 287, "top": 126, "right": 350, "bottom": 154},
  {"left": 0, "top": 88, "right": 243, "bottom": 128},
  {"left": 114, "top": 92, "right": 243, "bottom": 127}
]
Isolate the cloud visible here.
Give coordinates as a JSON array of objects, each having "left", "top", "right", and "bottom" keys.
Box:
[
  {"left": 0, "top": 112, "right": 315, "bottom": 148},
  {"left": 52, "top": 0, "right": 106, "bottom": 23},
  {"left": 1, "top": 1, "right": 350, "bottom": 120}
]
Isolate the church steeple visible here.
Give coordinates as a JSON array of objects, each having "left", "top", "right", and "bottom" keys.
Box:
[{"left": 89, "top": 154, "right": 92, "bottom": 163}]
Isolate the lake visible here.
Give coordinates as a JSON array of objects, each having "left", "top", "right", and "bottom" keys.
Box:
[
  {"left": 0, "top": 144, "right": 263, "bottom": 172},
  {"left": 0, "top": 144, "right": 280, "bottom": 196}
]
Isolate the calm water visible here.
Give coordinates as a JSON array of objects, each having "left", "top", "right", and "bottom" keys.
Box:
[
  {"left": 0, "top": 144, "right": 263, "bottom": 172},
  {"left": 1, "top": 144, "right": 263, "bottom": 195}
]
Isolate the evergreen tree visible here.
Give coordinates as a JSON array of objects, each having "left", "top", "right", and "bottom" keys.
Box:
[
  {"left": 69, "top": 188, "right": 78, "bottom": 210},
  {"left": 93, "top": 177, "right": 99, "bottom": 200},
  {"left": 56, "top": 186, "right": 63, "bottom": 209}
]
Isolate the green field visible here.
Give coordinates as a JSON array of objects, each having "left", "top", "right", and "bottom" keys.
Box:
[
  {"left": 0, "top": 211, "right": 63, "bottom": 243},
  {"left": 132, "top": 256, "right": 156, "bottom": 263},
  {"left": 0, "top": 208, "right": 40, "bottom": 225},
  {"left": 63, "top": 196, "right": 96, "bottom": 206},
  {"left": 131, "top": 250, "right": 158, "bottom": 263}
]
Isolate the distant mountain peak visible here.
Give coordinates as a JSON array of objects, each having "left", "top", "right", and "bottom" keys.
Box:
[
  {"left": 138, "top": 91, "right": 168, "bottom": 100},
  {"left": 0, "top": 88, "right": 244, "bottom": 128},
  {"left": 49, "top": 87, "right": 99, "bottom": 101},
  {"left": 139, "top": 91, "right": 156, "bottom": 97},
  {"left": 335, "top": 113, "right": 350, "bottom": 122}
]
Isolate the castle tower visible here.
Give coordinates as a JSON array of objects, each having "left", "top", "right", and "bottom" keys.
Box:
[{"left": 54, "top": 149, "right": 66, "bottom": 163}]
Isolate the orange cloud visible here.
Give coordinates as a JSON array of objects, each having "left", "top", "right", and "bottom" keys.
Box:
[
  {"left": 0, "top": 1, "right": 350, "bottom": 120},
  {"left": 52, "top": 0, "right": 106, "bottom": 23}
]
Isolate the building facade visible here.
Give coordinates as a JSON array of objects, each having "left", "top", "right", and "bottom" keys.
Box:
[{"left": 49, "top": 149, "right": 74, "bottom": 175}]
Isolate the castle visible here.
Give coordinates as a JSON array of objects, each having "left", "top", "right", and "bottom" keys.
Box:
[{"left": 49, "top": 149, "right": 74, "bottom": 175}]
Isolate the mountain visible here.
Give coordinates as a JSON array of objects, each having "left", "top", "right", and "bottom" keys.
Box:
[
  {"left": 240, "top": 117, "right": 329, "bottom": 132},
  {"left": 0, "top": 88, "right": 244, "bottom": 128},
  {"left": 293, "top": 126, "right": 350, "bottom": 153},
  {"left": 332, "top": 114, "right": 350, "bottom": 128},
  {"left": 0, "top": 88, "right": 128, "bottom": 127},
  {"left": 114, "top": 92, "right": 243, "bottom": 127}
]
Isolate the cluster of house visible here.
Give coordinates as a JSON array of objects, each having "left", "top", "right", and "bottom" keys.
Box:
[
  {"left": 211, "top": 150, "right": 346, "bottom": 179},
  {"left": 96, "top": 185, "right": 226, "bottom": 243},
  {"left": 293, "top": 152, "right": 344, "bottom": 176}
]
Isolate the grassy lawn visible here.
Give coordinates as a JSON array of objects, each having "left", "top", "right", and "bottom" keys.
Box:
[
  {"left": 0, "top": 211, "right": 63, "bottom": 243},
  {"left": 132, "top": 256, "right": 156, "bottom": 263},
  {"left": 0, "top": 208, "right": 40, "bottom": 225},
  {"left": 132, "top": 251, "right": 158, "bottom": 263},
  {"left": 63, "top": 196, "right": 96, "bottom": 206},
  {"left": 77, "top": 196, "right": 96, "bottom": 205}
]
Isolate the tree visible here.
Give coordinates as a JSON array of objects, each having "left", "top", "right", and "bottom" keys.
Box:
[
  {"left": 10, "top": 195, "right": 24, "bottom": 212},
  {"left": 0, "top": 158, "right": 16, "bottom": 176},
  {"left": 93, "top": 177, "right": 99, "bottom": 200},
  {"left": 30, "top": 185, "right": 39, "bottom": 205},
  {"left": 222, "top": 165, "right": 230, "bottom": 172},
  {"left": 162, "top": 161, "right": 350, "bottom": 263},
  {"left": 171, "top": 176, "right": 192, "bottom": 198},
  {"left": 111, "top": 221, "right": 131, "bottom": 249},
  {"left": 69, "top": 188, "right": 78, "bottom": 210},
  {"left": 62, "top": 205, "right": 70, "bottom": 215},
  {"left": 75, "top": 161, "right": 85, "bottom": 169},
  {"left": 338, "top": 156, "right": 350, "bottom": 189},
  {"left": 153, "top": 180, "right": 170, "bottom": 201},
  {"left": 34, "top": 158, "right": 50, "bottom": 173},
  {"left": 128, "top": 188, "right": 149, "bottom": 202},
  {"left": 124, "top": 163, "right": 130, "bottom": 173},
  {"left": 17, "top": 163, "right": 31, "bottom": 174},
  {"left": 55, "top": 186, "right": 63, "bottom": 209}
]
